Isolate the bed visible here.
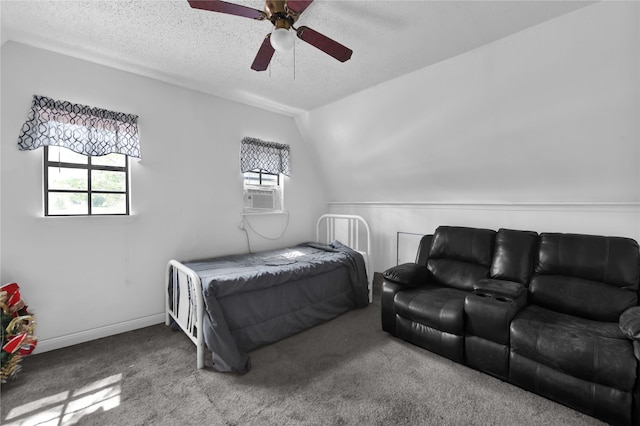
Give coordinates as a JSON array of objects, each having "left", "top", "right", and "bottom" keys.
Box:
[{"left": 165, "top": 214, "right": 372, "bottom": 373}]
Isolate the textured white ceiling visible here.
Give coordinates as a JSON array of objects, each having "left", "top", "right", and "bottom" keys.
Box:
[{"left": 1, "top": 0, "right": 595, "bottom": 115}]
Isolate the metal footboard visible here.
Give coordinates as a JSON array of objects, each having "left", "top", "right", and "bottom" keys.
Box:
[
  {"left": 165, "top": 259, "right": 206, "bottom": 369},
  {"left": 316, "top": 214, "right": 373, "bottom": 302}
]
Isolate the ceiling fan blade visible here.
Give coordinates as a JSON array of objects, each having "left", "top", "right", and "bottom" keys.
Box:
[
  {"left": 188, "top": 0, "right": 266, "bottom": 20},
  {"left": 296, "top": 26, "right": 352, "bottom": 63},
  {"left": 251, "top": 34, "right": 276, "bottom": 71},
  {"left": 286, "top": 0, "right": 314, "bottom": 15}
]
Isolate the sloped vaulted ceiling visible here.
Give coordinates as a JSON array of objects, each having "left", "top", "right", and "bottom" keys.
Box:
[{"left": 295, "top": 2, "right": 639, "bottom": 204}]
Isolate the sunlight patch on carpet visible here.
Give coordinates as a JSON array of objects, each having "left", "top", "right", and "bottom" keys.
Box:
[{"left": 4, "top": 373, "right": 122, "bottom": 425}]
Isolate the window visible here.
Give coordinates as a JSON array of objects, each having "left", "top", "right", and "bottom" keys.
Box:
[
  {"left": 16, "top": 95, "right": 140, "bottom": 216},
  {"left": 44, "top": 146, "right": 129, "bottom": 216},
  {"left": 240, "top": 137, "right": 290, "bottom": 212}
]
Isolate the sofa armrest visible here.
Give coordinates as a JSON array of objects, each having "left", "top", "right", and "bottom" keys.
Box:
[
  {"left": 620, "top": 306, "right": 640, "bottom": 340},
  {"left": 381, "top": 263, "right": 429, "bottom": 336},
  {"left": 620, "top": 307, "right": 640, "bottom": 361},
  {"left": 382, "top": 263, "right": 430, "bottom": 287}
]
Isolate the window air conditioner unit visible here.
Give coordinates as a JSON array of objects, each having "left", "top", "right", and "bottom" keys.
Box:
[{"left": 244, "top": 187, "right": 280, "bottom": 211}]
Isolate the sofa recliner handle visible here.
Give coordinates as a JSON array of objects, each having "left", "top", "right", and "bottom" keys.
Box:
[{"left": 620, "top": 306, "right": 640, "bottom": 360}]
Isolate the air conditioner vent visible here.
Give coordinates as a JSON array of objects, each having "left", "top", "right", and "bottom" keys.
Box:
[{"left": 244, "top": 187, "right": 280, "bottom": 211}]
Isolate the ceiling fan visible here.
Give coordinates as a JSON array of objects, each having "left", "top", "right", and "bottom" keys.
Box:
[{"left": 188, "top": 0, "right": 353, "bottom": 71}]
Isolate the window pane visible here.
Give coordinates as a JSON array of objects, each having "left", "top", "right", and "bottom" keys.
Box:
[
  {"left": 48, "top": 167, "right": 88, "bottom": 190},
  {"left": 48, "top": 192, "right": 88, "bottom": 215},
  {"left": 47, "top": 146, "right": 88, "bottom": 164},
  {"left": 92, "top": 153, "right": 125, "bottom": 167},
  {"left": 260, "top": 173, "right": 278, "bottom": 186},
  {"left": 244, "top": 172, "right": 261, "bottom": 186},
  {"left": 91, "top": 170, "right": 126, "bottom": 192},
  {"left": 243, "top": 170, "right": 279, "bottom": 187},
  {"left": 92, "top": 193, "right": 127, "bottom": 214}
]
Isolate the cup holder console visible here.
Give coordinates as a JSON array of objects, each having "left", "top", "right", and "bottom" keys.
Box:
[
  {"left": 472, "top": 290, "right": 514, "bottom": 304},
  {"left": 465, "top": 283, "right": 527, "bottom": 351}
]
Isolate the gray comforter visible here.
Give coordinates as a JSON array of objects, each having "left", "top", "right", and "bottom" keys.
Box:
[{"left": 183, "top": 240, "right": 368, "bottom": 373}]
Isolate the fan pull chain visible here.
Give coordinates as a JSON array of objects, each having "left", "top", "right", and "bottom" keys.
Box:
[{"left": 293, "top": 41, "right": 296, "bottom": 81}]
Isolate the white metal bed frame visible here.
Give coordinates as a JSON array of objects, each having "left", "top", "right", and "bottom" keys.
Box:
[{"left": 165, "top": 214, "right": 372, "bottom": 369}]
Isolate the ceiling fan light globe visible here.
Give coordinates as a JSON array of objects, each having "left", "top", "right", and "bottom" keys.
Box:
[{"left": 270, "top": 28, "right": 294, "bottom": 52}]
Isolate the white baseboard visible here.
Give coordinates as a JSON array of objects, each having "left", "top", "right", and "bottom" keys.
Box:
[{"left": 34, "top": 313, "right": 166, "bottom": 354}]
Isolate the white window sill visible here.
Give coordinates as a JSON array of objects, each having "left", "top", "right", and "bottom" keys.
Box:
[
  {"left": 36, "top": 214, "right": 139, "bottom": 223},
  {"left": 241, "top": 211, "right": 288, "bottom": 217}
]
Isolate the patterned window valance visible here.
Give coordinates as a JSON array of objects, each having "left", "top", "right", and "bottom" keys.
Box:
[
  {"left": 17, "top": 95, "right": 141, "bottom": 158},
  {"left": 240, "top": 137, "right": 290, "bottom": 176}
]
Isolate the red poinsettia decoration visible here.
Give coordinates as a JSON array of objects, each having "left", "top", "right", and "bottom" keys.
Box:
[{"left": 1, "top": 282, "right": 37, "bottom": 382}]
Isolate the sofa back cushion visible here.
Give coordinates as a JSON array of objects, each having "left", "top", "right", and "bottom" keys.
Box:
[
  {"left": 531, "top": 233, "right": 640, "bottom": 321},
  {"left": 416, "top": 234, "right": 433, "bottom": 266},
  {"left": 427, "top": 226, "right": 495, "bottom": 291},
  {"left": 490, "top": 229, "right": 538, "bottom": 285}
]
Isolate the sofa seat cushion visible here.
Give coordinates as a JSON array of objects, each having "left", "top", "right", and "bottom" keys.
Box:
[
  {"left": 394, "top": 285, "right": 468, "bottom": 336},
  {"left": 511, "top": 305, "right": 636, "bottom": 392}
]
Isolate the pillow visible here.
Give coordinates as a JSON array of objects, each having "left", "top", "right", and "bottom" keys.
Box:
[
  {"left": 383, "top": 263, "right": 429, "bottom": 287},
  {"left": 305, "top": 242, "right": 338, "bottom": 252},
  {"left": 620, "top": 306, "right": 640, "bottom": 340}
]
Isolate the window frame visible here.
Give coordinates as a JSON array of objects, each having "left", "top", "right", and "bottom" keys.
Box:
[
  {"left": 43, "top": 146, "right": 130, "bottom": 217},
  {"left": 243, "top": 168, "right": 280, "bottom": 187}
]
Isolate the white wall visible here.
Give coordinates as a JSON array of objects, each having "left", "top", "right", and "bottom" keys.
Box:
[
  {"left": 296, "top": 2, "right": 640, "bottom": 273},
  {"left": 329, "top": 202, "right": 640, "bottom": 275},
  {"left": 3, "top": 1, "right": 639, "bottom": 353},
  {"left": 0, "top": 42, "right": 328, "bottom": 352}
]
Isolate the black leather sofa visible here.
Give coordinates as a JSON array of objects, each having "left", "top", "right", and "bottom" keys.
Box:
[{"left": 381, "top": 226, "right": 640, "bottom": 425}]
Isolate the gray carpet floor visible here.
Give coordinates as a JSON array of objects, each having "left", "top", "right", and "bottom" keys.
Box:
[{"left": 1, "top": 293, "right": 603, "bottom": 425}]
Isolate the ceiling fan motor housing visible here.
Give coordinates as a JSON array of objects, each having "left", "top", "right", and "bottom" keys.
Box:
[{"left": 265, "top": 0, "right": 297, "bottom": 30}]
